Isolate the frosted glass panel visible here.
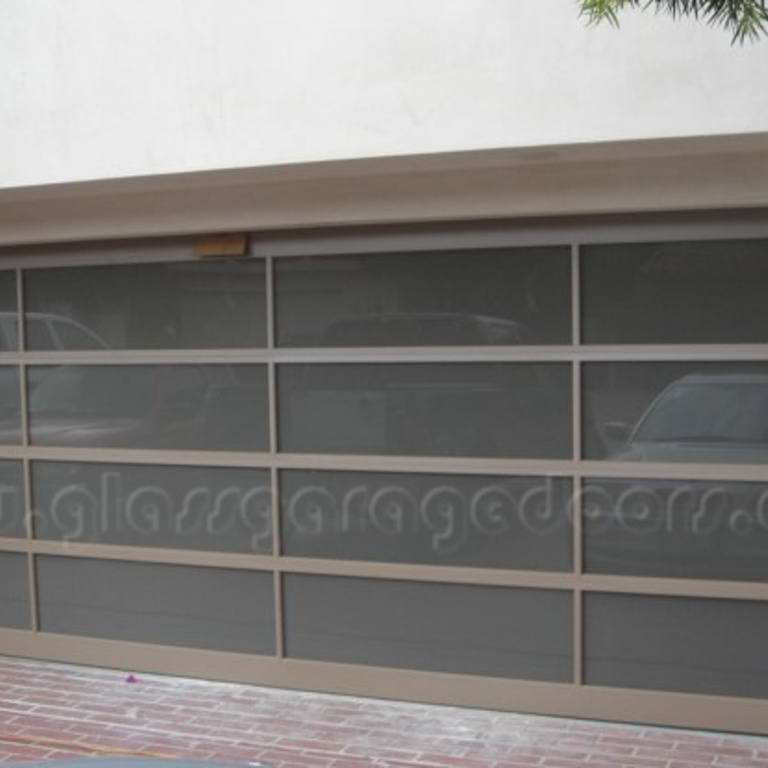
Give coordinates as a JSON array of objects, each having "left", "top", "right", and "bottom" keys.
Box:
[
  {"left": 0, "top": 461, "right": 25, "bottom": 538},
  {"left": 276, "top": 247, "right": 571, "bottom": 346},
  {"left": 583, "top": 240, "right": 768, "bottom": 344},
  {"left": 0, "top": 367, "right": 21, "bottom": 445},
  {"left": 33, "top": 462, "right": 272, "bottom": 553},
  {"left": 284, "top": 575, "right": 572, "bottom": 681},
  {"left": 279, "top": 363, "right": 571, "bottom": 458},
  {"left": 0, "top": 273, "right": 17, "bottom": 351},
  {"left": 38, "top": 556, "right": 275, "bottom": 653},
  {"left": 586, "top": 593, "right": 768, "bottom": 698},
  {"left": 584, "top": 478, "right": 768, "bottom": 581},
  {"left": 0, "top": 553, "right": 29, "bottom": 629},
  {"left": 281, "top": 470, "right": 572, "bottom": 570},
  {"left": 28, "top": 364, "right": 269, "bottom": 451},
  {"left": 25, "top": 260, "right": 266, "bottom": 349},
  {"left": 584, "top": 362, "right": 768, "bottom": 463}
]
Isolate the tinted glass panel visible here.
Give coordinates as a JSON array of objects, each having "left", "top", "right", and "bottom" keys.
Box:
[
  {"left": 584, "top": 478, "right": 768, "bottom": 581},
  {"left": 37, "top": 556, "right": 275, "bottom": 653},
  {"left": 284, "top": 575, "right": 572, "bottom": 681},
  {"left": 281, "top": 470, "right": 572, "bottom": 570},
  {"left": 585, "top": 593, "right": 768, "bottom": 698},
  {"left": 28, "top": 364, "right": 269, "bottom": 451},
  {"left": 25, "top": 260, "right": 266, "bottom": 349},
  {"left": 0, "top": 553, "right": 29, "bottom": 628},
  {"left": 0, "top": 367, "right": 21, "bottom": 445},
  {"left": 276, "top": 247, "right": 571, "bottom": 347},
  {"left": 0, "top": 273, "right": 18, "bottom": 351},
  {"left": 279, "top": 363, "right": 571, "bottom": 458},
  {"left": 0, "top": 461, "right": 25, "bottom": 538},
  {"left": 32, "top": 462, "right": 272, "bottom": 553},
  {"left": 582, "top": 239, "right": 768, "bottom": 344},
  {"left": 583, "top": 362, "right": 768, "bottom": 463}
]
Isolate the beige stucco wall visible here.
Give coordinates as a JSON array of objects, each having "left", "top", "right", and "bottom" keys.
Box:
[{"left": 1, "top": 0, "right": 768, "bottom": 190}]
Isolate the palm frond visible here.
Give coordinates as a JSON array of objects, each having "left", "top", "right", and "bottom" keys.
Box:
[{"left": 578, "top": 0, "right": 768, "bottom": 42}]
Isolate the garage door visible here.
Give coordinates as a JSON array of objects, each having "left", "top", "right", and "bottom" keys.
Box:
[{"left": 1, "top": 216, "right": 767, "bottom": 734}]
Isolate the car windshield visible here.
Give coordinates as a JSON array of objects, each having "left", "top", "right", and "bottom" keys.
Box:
[{"left": 634, "top": 382, "right": 768, "bottom": 444}]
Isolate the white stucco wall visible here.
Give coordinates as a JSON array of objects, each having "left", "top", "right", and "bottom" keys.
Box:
[{"left": 1, "top": 0, "right": 767, "bottom": 189}]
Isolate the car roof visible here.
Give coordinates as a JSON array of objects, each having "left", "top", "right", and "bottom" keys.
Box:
[
  {"left": 672, "top": 373, "right": 768, "bottom": 386},
  {"left": 328, "top": 312, "right": 523, "bottom": 326}
]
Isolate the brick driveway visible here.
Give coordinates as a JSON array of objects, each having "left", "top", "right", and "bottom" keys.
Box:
[{"left": 0, "top": 656, "right": 767, "bottom": 767}]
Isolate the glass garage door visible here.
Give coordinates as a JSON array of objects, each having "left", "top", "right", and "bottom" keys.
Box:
[{"left": 1, "top": 221, "right": 767, "bottom": 734}]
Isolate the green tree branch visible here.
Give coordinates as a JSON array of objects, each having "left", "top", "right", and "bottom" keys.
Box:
[{"left": 578, "top": 0, "right": 768, "bottom": 42}]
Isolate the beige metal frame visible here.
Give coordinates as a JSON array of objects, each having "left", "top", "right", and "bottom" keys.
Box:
[
  {"left": 3, "top": 135, "right": 768, "bottom": 246},
  {"left": 1, "top": 214, "right": 768, "bottom": 734}
]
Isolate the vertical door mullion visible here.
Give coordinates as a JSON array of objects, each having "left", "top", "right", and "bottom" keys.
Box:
[
  {"left": 571, "top": 243, "right": 583, "bottom": 684},
  {"left": 17, "top": 268, "right": 39, "bottom": 632},
  {"left": 265, "top": 253, "right": 285, "bottom": 657}
]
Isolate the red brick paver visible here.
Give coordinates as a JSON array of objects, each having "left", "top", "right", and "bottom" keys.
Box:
[{"left": 0, "top": 656, "right": 767, "bottom": 767}]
